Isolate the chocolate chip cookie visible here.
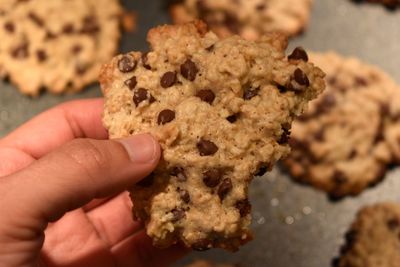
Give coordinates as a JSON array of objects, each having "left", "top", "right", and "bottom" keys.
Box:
[
  {"left": 100, "top": 21, "right": 325, "bottom": 251},
  {"left": 185, "top": 260, "right": 242, "bottom": 267},
  {"left": 333, "top": 203, "right": 400, "bottom": 267},
  {"left": 0, "top": 0, "right": 122, "bottom": 95},
  {"left": 284, "top": 52, "right": 400, "bottom": 199},
  {"left": 170, "top": 0, "right": 313, "bottom": 40}
]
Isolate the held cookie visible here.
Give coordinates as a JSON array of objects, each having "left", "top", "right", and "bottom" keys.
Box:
[
  {"left": 333, "top": 203, "right": 400, "bottom": 267},
  {"left": 100, "top": 21, "right": 325, "bottom": 251},
  {"left": 0, "top": 0, "right": 122, "bottom": 95},
  {"left": 170, "top": 0, "right": 313, "bottom": 40},
  {"left": 284, "top": 52, "right": 400, "bottom": 199}
]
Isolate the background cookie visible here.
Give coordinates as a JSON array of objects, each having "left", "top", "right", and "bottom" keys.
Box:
[
  {"left": 284, "top": 52, "right": 400, "bottom": 199},
  {"left": 101, "top": 21, "right": 325, "bottom": 251},
  {"left": 333, "top": 203, "right": 400, "bottom": 267},
  {"left": 0, "top": 0, "right": 122, "bottom": 95},
  {"left": 170, "top": 0, "right": 313, "bottom": 40}
]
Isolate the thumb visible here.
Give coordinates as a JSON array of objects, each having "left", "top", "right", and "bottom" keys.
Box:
[{"left": 0, "top": 133, "right": 160, "bottom": 227}]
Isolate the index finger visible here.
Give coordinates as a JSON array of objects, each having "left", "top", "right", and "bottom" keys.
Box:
[{"left": 0, "top": 98, "right": 107, "bottom": 159}]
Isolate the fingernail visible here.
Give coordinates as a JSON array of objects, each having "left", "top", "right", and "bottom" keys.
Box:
[{"left": 118, "top": 134, "right": 158, "bottom": 164}]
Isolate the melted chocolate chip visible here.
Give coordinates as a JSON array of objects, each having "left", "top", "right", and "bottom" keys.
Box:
[
  {"left": 314, "top": 93, "right": 336, "bottom": 115},
  {"left": 218, "top": 178, "right": 232, "bottom": 200},
  {"left": 62, "top": 23, "right": 74, "bottom": 34},
  {"left": 192, "top": 239, "right": 211, "bottom": 251},
  {"left": 196, "top": 89, "right": 215, "bottom": 104},
  {"left": 354, "top": 76, "right": 368, "bottom": 87},
  {"left": 205, "top": 44, "right": 215, "bottom": 52},
  {"left": 255, "top": 3, "right": 267, "bottom": 10},
  {"left": 178, "top": 188, "right": 190, "bottom": 203},
  {"left": 142, "top": 52, "right": 151, "bottom": 70},
  {"left": 28, "top": 12, "right": 44, "bottom": 27},
  {"left": 243, "top": 86, "right": 260, "bottom": 100},
  {"left": 181, "top": 59, "right": 199, "bottom": 81},
  {"left": 158, "top": 109, "right": 175, "bottom": 125},
  {"left": 387, "top": 218, "right": 400, "bottom": 230},
  {"left": 236, "top": 199, "right": 251, "bottom": 217},
  {"left": 288, "top": 47, "right": 308, "bottom": 62},
  {"left": 277, "top": 84, "right": 287, "bottom": 93},
  {"left": 171, "top": 208, "right": 185, "bottom": 222},
  {"left": 314, "top": 128, "right": 324, "bottom": 142},
  {"left": 333, "top": 170, "right": 348, "bottom": 185},
  {"left": 118, "top": 55, "right": 137, "bottom": 73},
  {"left": 81, "top": 16, "right": 100, "bottom": 34},
  {"left": 11, "top": 43, "right": 29, "bottom": 59},
  {"left": 76, "top": 63, "right": 88, "bottom": 75},
  {"left": 226, "top": 113, "right": 239, "bottom": 123},
  {"left": 197, "top": 139, "right": 218, "bottom": 156},
  {"left": 133, "top": 88, "right": 154, "bottom": 106},
  {"left": 278, "top": 128, "right": 291, "bottom": 144},
  {"left": 224, "top": 13, "right": 240, "bottom": 33},
  {"left": 36, "top": 49, "right": 47, "bottom": 62},
  {"left": 255, "top": 165, "right": 268, "bottom": 176},
  {"left": 203, "top": 169, "right": 222, "bottom": 188},
  {"left": 72, "top": 44, "right": 82, "bottom": 55},
  {"left": 160, "top": 71, "right": 177, "bottom": 88},
  {"left": 4, "top": 22, "right": 15, "bottom": 33},
  {"left": 294, "top": 68, "right": 310, "bottom": 86},
  {"left": 137, "top": 173, "right": 154, "bottom": 187},
  {"left": 170, "top": 167, "right": 187, "bottom": 182},
  {"left": 124, "top": 76, "right": 137, "bottom": 90}
]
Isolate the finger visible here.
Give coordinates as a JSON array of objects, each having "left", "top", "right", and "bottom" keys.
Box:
[
  {"left": 111, "top": 231, "right": 190, "bottom": 267},
  {"left": 0, "top": 98, "right": 107, "bottom": 159},
  {"left": 42, "top": 209, "right": 115, "bottom": 267},
  {"left": 86, "top": 192, "right": 143, "bottom": 246},
  {"left": 1, "top": 134, "right": 160, "bottom": 229},
  {"left": 0, "top": 147, "right": 35, "bottom": 177}
]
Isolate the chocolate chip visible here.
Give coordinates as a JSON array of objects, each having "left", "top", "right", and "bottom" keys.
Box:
[
  {"left": 142, "top": 52, "right": 151, "bottom": 70},
  {"left": 45, "top": 31, "right": 56, "bottom": 40},
  {"left": 224, "top": 13, "right": 240, "bottom": 33},
  {"left": 218, "top": 178, "right": 232, "bottom": 200},
  {"left": 158, "top": 109, "right": 175, "bottom": 125},
  {"left": 197, "top": 139, "right": 218, "bottom": 156},
  {"left": 354, "top": 76, "right": 368, "bottom": 87},
  {"left": 196, "top": 89, "right": 215, "bottom": 104},
  {"left": 28, "top": 12, "right": 44, "bottom": 27},
  {"left": 314, "top": 128, "right": 324, "bottom": 141},
  {"left": 331, "top": 258, "right": 340, "bottom": 267},
  {"left": 171, "top": 208, "right": 185, "bottom": 222},
  {"left": 160, "top": 71, "right": 177, "bottom": 88},
  {"left": 236, "top": 199, "right": 251, "bottom": 217},
  {"left": 62, "top": 23, "right": 74, "bottom": 34},
  {"left": 344, "top": 230, "right": 358, "bottom": 247},
  {"left": 387, "top": 218, "right": 400, "bottom": 230},
  {"left": 278, "top": 128, "right": 291, "bottom": 144},
  {"left": 76, "top": 63, "right": 88, "bottom": 75},
  {"left": 333, "top": 170, "right": 348, "bottom": 185},
  {"left": 4, "top": 22, "right": 15, "bottom": 33},
  {"left": 288, "top": 47, "right": 308, "bottom": 62},
  {"left": 81, "top": 16, "right": 100, "bottom": 35},
  {"left": 226, "top": 113, "right": 239, "bottom": 123},
  {"left": 255, "top": 165, "right": 268, "bottom": 176},
  {"left": 170, "top": 167, "right": 187, "bottom": 182},
  {"left": 137, "top": 173, "right": 154, "bottom": 187},
  {"left": 205, "top": 44, "right": 215, "bottom": 52},
  {"left": 72, "top": 44, "right": 82, "bottom": 55},
  {"left": 124, "top": 76, "right": 137, "bottom": 90},
  {"left": 11, "top": 43, "right": 29, "bottom": 59},
  {"left": 36, "top": 49, "right": 47, "bottom": 62},
  {"left": 294, "top": 68, "right": 310, "bottom": 86},
  {"left": 118, "top": 55, "right": 137, "bottom": 73},
  {"left": 348, "top": 149, "right": 357, "bottom": 159},
  {"left": 180, "top": 59, "right": 198, "bottom": 81},
  {"left": 192, "top": 239, "right": 211, "bottom": 251},
  {"left": 178, "top": 188, "right": 190, "bottom": 203},
  {"left": 277, "top": 84, "right": 287, "bottom": 93},
  {"left": 203, "top": 169, "right": 222, "bottom": 188},
  {"left": 315, "top": 93, "right": 336, "bottom": 115},
  {"left": 133, "top": 88, "right": 154, "bottom": 106},
  {"left": 255, "top": 3, "right": 267, "bottom": 10},
  {"left": 243, "top": 86, "right": 260, "bottom": 100}
]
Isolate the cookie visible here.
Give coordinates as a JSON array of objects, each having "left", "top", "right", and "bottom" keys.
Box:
[
  {"left": 284, "top": 52, "right": 400, "bottom": 199},
  {"left": 332, "top": 203, "right": 400, "bottom": 267},
  {"left": 100, "top": 21, "right": 325, "bottom": 251},
  {"left": 352, "top": 0, "right": 400, "bottom": 10},
  {"left": 0, "top": 0, "right": 122, "bottom": 95},
  {"left": 185, "top": 260, "right": 242, "bottom": 267},
  {"left": 170, "top": 0, "right": 313, "bottom": 40}
]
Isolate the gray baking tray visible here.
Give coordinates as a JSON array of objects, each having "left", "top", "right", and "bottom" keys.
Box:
[{"left": 1, "top": 1, "right": 400, "bottom": 267}]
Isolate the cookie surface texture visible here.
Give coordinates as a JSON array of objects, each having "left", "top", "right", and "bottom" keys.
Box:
[
  {"left": 0, "top": 0, "right": 122, "bottom": 95},
  {"left": 285, "top": 52, "right": 400, "bottom": 199},
  {"left": 333, "top": 203, "right": 400, "bottom": 267},
  {"left": 101, "top": 21, "right": 325, "bottom": 251},
  {"left": 170, "top": 0, "right": 313, "bottom": 39}
]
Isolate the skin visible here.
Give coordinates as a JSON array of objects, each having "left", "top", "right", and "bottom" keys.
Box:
[{"left": 0, "top": 98, "right": 188, "bottom": 267}]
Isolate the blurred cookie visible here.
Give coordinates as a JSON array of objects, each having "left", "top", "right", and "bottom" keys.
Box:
[
  {"left": 0, "top": 0, "right": 122, "bottom": 95},
  {"left": 101, "top": 21, "right": 325, "bottom": 251},
  {"left": 333, "top": 203, "right": 400, "bottom": 267},
  {"left": 285, "top": 52, "right": 400, "bottom": 199},
  {"left": 170, "top": 0, "right": 313, "bottom": 40},
  {"left": 185, "top": 260, "right": 242, "bottom": 267}
]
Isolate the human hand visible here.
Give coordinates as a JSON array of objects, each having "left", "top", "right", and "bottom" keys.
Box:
[{"left": 0, "top": 98, "right": 187, "bottom": 267}]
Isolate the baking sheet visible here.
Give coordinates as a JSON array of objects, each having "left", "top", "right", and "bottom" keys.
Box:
[{"left": 1, "top": 1, "right": 400, "bottom": 267}]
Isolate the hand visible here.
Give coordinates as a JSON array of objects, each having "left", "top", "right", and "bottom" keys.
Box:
[{"left": 0, "top": 98, "right": 187, "bottom": 267}]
